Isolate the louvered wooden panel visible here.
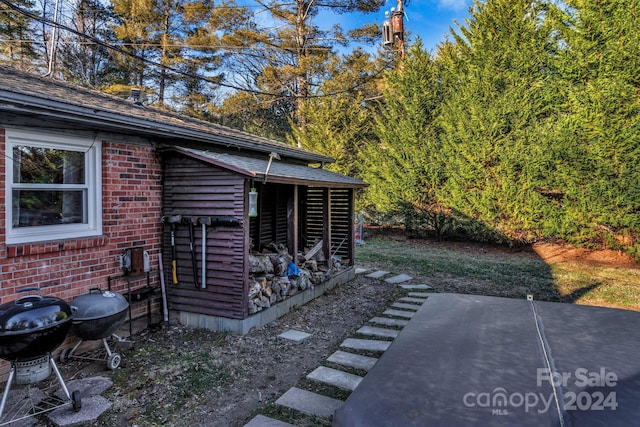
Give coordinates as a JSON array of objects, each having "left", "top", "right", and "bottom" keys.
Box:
[
  {"left": 305, "top": 187, "right": 324, "bottom": 246},
  {"left": 258, "top": 185, "right": 275, "bottom": 250},
  {"left": 162, "top": 155, "right": 248, "bottom": 319},
  {"left": 330, "top": 188, "right": 352, "bottom": 260},
  {"left": 250, "top": 185, "right": 291, "bottom": 250},
  {"left": 275, "top": 186, "right": 288, "bottom": 244}
]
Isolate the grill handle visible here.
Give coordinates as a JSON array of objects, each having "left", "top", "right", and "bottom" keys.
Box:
[{"left": 16, "top": 287, "right": 43, "bottom": 306}]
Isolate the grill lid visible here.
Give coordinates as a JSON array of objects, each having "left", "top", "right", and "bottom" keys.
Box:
[
  {"left": 0, "top": 290, "right": 72, "bottom": 335},
  {"left": 70, "top": 289, "right": 129, "bottom": 321}
]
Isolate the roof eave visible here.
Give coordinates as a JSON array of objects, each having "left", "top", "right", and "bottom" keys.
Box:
[{"left": 0, "top": 92, "right": 335, "bottom": 165}]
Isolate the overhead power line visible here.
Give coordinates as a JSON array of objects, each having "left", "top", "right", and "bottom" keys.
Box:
[{"left": 0, "top": 0, "right": 390, "bottom": 99}]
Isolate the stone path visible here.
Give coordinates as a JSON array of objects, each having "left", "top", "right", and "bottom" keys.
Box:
[{"left": 244, "top": 267, "right": 434, "bottom": 426}]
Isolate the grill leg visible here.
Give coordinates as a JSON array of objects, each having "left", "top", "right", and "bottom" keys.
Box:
[
  {"left": 49, "top": 357, "right": 70, "bottom": 401},
  {"left": 102, "top": 338, "right": 113, "bottom": 356},
  {"left": 0, "top": 366, "right": 15, "bottom": 419}
]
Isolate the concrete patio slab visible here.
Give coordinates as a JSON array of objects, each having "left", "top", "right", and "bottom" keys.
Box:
[
  {"left": 398, "top": 297, "right": 427, "bottom": 304},
  {"left": 407, "top": 292, "right": 430, "bottom": 298},
  {"left": 356, "top": 325, "right": 400, "bottom": 339},
  {"left": 365, "top": 271, "right": 389, "bottom": 279},
  {"left": 382, "top": 309, "right": 415, "bottom": 319},
  {"left": 399, "top": 283, "right": 432, "bottom": 290},
  {"left": 275, "top": 387, "right": 343, "bottom": 418},
  {"left": 340, "top": 338, "right": 391, "bottom": 352},
  {"left": 327, "top": 350, "right": 378, "bottom": 372},
  {"left": 391, "top": 302, "right": 420, "bottom": 311},
  {"left": 384, "top": 274, "right": 413, "bottom": 284},
  {"left": 368, "top": 316, "right": 409, "bottom": 328},
  {"left": 244, "top": 415, "right": 295, "bottom": 427},
  {"left": 278, "top": 329, "right": 311, "bottom": 343},
  {"left": 307, "top": 366, "right": 362, "bottom": 391}
]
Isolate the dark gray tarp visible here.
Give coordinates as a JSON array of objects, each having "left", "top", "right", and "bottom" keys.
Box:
[{"left": 334, "top": 293, "right": 640, "bottom": 427}]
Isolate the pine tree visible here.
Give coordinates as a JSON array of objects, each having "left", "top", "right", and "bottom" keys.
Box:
[
  {"left": 217, "top": 0, "right": 384, "bottom": 136},
  {"left": 291, "top": 48, "right": 382, "bottom": 177},
  {"left": 0, "top": 0, "right": 39, "bottom": 68},
  {"left": 57, "top": 0, "right": 115, "bottom": 86}
]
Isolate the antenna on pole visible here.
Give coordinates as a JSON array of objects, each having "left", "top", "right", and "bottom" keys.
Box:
[{"left": 44, "top": 0, "right": 61, "bottom": 78}]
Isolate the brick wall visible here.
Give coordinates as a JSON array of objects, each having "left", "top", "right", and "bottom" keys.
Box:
[{"left": 0, "top": 132, "right": 165, "bottom": 375}]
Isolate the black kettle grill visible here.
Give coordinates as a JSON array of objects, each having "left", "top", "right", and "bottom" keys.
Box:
[
  {"left": 0, "top": 288, "right": 81, "bottom": 423},
  {"left": 60, "top": 288, "right": 129, "bottom": 370}
]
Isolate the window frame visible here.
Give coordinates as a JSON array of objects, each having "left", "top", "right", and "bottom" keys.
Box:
[{"left": 5, "top": 129, "right": 102, "bottom": 245}]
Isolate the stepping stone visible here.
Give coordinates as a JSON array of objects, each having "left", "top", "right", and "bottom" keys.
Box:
[
  {"left": 48, "top": 395, "right": 112, "bottom": 426},
  {"left": 384, "top": 274, "right": 413, "bottom": 284},
  {"left": 368, "top": 316, "right": 409, "bottom": 328},
  {"left": 244, "top": 415, "right": 296, "bottom": 427},
  {"left": 276, "top": 387, "right": 343, "bottom": 418},
  {"left": 366, "top": 270, "right": 389, "bottom": 279},
  {"left": 399, "top": 297, "right": 427, "bottom": 304},
  {"left": 356, "top": 325, "right": 400, "bottom": 339},
  {"left": 341, "top": 338, "right": 392, "bottom": 352},
  {"left": 278, "top": 329, "right": 311, "bottom": 343},
  {"left": 355, "top": 268, "right": 368, "bottom": 274},
  {"left": 383, "top": 309, "right": 415, "bottom": 319},
  {"left": 391, "top": 302, "right": 420, "bottom": 311},
  {"left": 55, "top": 376, "right": 113, "bottom": 399},
  {"left": 408, "top": 292, "right": 430, "bottom": 298},
  {"left": 399, "top": 283, "right": 432, "bottom": 290},
  {"left": 307, "top": 366, "right": 363, "bottom": 391},
  {"left": 327, "top": 350, "right": 378, "bottom": 372}
]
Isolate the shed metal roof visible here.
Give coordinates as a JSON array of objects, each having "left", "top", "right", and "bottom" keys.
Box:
[
  {"left": 0, "top": 66, "right": 333, "bottom": 164},
  {"left": 173, "top": 147, "right": 367, "bottom": 188}
]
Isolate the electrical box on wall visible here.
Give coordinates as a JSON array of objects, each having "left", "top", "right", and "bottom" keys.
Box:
[{"left": 120, "top": 247, "right": 150, "bottom": 275}]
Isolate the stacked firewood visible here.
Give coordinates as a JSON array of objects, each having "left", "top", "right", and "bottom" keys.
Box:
[{"left": 247, "top": 242, "right": 325, "bottom": 314}]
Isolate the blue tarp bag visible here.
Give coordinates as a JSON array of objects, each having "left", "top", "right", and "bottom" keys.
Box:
[{"left": 287, "top": 261, "right": 301, "bottom": 277}]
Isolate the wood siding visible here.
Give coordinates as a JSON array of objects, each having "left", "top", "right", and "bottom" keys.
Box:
[{"left": 162, "top": 155, "right": 247, "bottom": 319}]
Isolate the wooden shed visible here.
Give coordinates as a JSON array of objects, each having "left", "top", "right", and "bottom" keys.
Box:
[{"left": 161, "top": 147, "right": 366, "bottom": 333}]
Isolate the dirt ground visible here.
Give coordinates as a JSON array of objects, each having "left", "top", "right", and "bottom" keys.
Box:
[
  {"left": 57, "top": 269, "right": 405, "bottom": 427},
  {"left": 54, "top": 238, "right": 637, "bottom": 427}
]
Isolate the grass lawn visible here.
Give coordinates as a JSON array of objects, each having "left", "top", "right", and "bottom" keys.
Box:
[{"left": 356, "top": 237, "right": 640, "bottom": 311}]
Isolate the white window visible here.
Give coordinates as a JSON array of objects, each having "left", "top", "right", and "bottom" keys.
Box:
[{"left": 6, "top": 129, "right": 102, "bottom": 244}]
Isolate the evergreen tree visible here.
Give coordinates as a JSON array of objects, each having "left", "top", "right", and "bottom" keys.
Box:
[
  {"left": 291, "top": 48, "right": 382, "bottom": 177},
  {"left": 550, "top": 0, "right": 640, "bottom": 251},
  {"left": 0, "top": 0, "right": 39, "bottom": 68},
  {"left": 360, "top": 40, "right": 447, "bottom": 235},
  {"left": 57, "top": 0, "right": 115, "bottom": 86},
  {"left": 436, "top": 0, "right": 561, "bottom": 242},
  {"left": 217, "top": 0, "right": 384, "bottom": 137}
]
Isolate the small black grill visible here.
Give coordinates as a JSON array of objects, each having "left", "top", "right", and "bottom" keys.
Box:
[{"left": 60, "top": 288, "right": 129, "bottom": 370}]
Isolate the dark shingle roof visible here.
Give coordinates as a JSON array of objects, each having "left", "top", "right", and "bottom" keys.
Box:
[
  {"left": 173, "top": 147, "right": 367, "bottom": 188},
  {"left": 0, "top": 66, "right": 332, "bottom": 164}
]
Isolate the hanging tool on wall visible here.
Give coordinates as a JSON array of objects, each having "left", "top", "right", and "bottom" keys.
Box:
[
  {"left": 197, "top": 217, "right": 211, "bottom": 289},
  {"left": 184, "top": 216, "right": 199, "bottom": 288},
  {"left": 161, "top": 214, "right": 182, "bottom": 285},
  {"left": 196, "top": 216, "right": 244, "bottom": 290}
]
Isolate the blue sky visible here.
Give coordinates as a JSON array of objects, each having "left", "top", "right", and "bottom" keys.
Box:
[
  {"left": 239, "top": 0, "right": 475, "bottom": 54},
  {"left": 320, "top": 0, "right": 475, "bottom": 53},
  {"left": 400, "top": 0, "right": 474, "bottom": 51}
]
